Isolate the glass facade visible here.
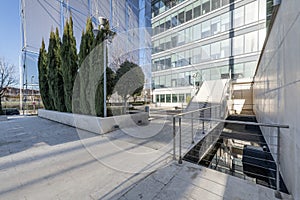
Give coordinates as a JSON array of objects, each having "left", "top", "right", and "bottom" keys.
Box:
[
  {"left": 152, "top": 0, "right": 231, "bottom": 36},
  {"left": 152, "top": 0, "right": 268, "bottom": 104}
]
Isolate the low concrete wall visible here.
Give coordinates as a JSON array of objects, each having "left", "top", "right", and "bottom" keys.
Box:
[
  {"left": 0, "top": 116, "right": 7, "bottom": 121},
  {"left": 38, "top": 109, "right": 149, "bottom": 134}
]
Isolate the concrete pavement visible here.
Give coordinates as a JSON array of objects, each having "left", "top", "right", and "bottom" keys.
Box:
[{"left": 0, "top": 116, "right": 292, "bottom": 199}]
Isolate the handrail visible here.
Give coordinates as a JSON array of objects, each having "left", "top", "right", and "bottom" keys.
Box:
[
  {"left": 174, "top": 105, "right": 220, "bottom": 117},
  {"left": 185, "top": 117, "right": 289, "bottom": 129},
  {"left": 172, "top": 103, "right": 289, "bottom": 198}
]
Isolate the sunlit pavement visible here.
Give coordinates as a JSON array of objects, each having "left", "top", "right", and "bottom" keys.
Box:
[{"left": 0, "top": 116, "right": 291, "bottom": 200}]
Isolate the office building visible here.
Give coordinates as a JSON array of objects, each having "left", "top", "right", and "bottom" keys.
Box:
[{"left": 151, "top": 0, "right": 272, "bottom": 107}]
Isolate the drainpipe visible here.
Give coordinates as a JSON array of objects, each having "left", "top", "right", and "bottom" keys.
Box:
[{"left": 273, "top": 0, "right": 281, "bottom": 6}]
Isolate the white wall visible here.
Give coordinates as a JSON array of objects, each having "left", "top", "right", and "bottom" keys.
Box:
[{"left": 253, "top": 1, "right": 300, "bottom": 198}]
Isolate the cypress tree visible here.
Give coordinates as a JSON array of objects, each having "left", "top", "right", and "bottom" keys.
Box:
[
  {"left": 61, "top": 17, "right": 78, "bottom": 113},
  {"left": 47, "top": 28, "right": 66, "bottom": 112},
  {"left": 77, "top": 18, "right": 95, "bottom": 115},
  {"left": 38, "top": 39, "right": 53, "bottom": 110}
]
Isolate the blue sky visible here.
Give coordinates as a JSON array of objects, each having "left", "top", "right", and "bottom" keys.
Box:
[{"left": 0, "top": 0, "right": 20, "bottom": 68}]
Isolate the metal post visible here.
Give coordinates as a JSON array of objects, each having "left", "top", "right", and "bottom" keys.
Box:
[
  {"left": 173, "top": 117, "right": 176, "bottom": 160},
  {"left": 210, "top": 107, "right": 212, "bottom": 128},
  {"left": 275, "top": 127, "right": 282, "bottom": 199},
  {"left": 191, "top": 112, "right": 194, "bottom": 144},
  {"left": 178, "top": 117, "right": 182, "bottom": 164},
  {"left": 202, "top": 120, "right": 205, "bottom": 134},
  {"left": 103, "top": 39, "right": 107, "bottom": 117}
]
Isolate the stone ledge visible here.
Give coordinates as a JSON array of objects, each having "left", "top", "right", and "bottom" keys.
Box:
[{"left": 38, "top": 109, "right": 149, "bottom": 134}]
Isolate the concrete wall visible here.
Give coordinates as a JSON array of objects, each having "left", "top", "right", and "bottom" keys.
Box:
[
  {"left": 253, "top": 1, "right": 300, "bottom": 198},
  {"left": 38, "top": 109, "right": 149, "bottom": 134}
]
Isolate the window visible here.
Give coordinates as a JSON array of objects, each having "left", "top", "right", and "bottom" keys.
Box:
[
  {"left": 233, "top": 6, "right": 244, "bottom": 28},
  {"left": 203, "top": 68, "right": 211, "bottom": 80},
  {"left": 153, "top": 40, "right": 159, "bottom": 54},
  {"left": 179, "top": 94, "right": 185, "bottom": 102},
  {"left": 259, "top": 28, "right": 266, "bottom": 50},
  {"left": 210, "top": 68, "right": 220, "bottom": 80},
  {"left": 211, "top": 41, "right": 221, "bottom": 59},
  {"left": 233, "top": 63, "right": 244, "bottom": 79},
  {"left": 178, "top": 9, "right": 185, "bottom": 24},
  {"left": 160, "top": 94, "right": 165, "bottom": 103},
  {"left": 153, "top": 21, "right": 159, "bottom": 35},
  {"left": 159, "top": 38, "right": 165, "bottom": 52},
  {"left": 178, "top": 30, "right": 185, "bottom": 46},
  {"left": 165, "top": 16, "right": 171, "bottom": 30},
  {"left": 245, "top": 1, "right": 258, "bottom": 24},
  {"left": 185, "top": 72, "right": 191, "bottom": 85},
  {"left": 159, "top": 18, "right": 165, "bottom": 33},
  {"left": 220, "top": 66, "right": 229, "bottom": 79},
  {"left": 201, "top": 20, "right": 211, "bottom": 38},
  {"left": 154, "top": 77, "right": 159, "bottom": 88},
  {"left": 233, "top": 35, "right": 244, "bottom": 55},
  {"left": 192, "top": 47, "right": 201, "bottom": 64},
  {"left": 193, "top": 24, "right": 201, "bottom": 41},
  {"left": 156, "top": 95, "right": 159, "bottom": 103},
  {"left": 221, "top": 39, "right": 230, "bottom": 58},
  {"left": 171, "top": 34, "right": 178, "bottom": 48},
  {"left": 159, "top": 58, "right": 165, "bottom": 70},
  {"left": 222, "top": 0, "right": 230, "bottom": 6},
  {"left": 185, "top": 27, "right": 192, "bottom": 43},
  {"left": 193, "top": 1, "right": 201, "bottom": 18},
  {"left": 211, "top": 16, "right": 221, "bottom": 35},
  {"left": 165, "top": 35, "right": 172, "bottom": 49},
  {"left": 185, "top": 5, "right": 193, "bottom": 22},
  {"left": 259, "top": 0, "right": 266, "bottom": 20},
  {"left": 202, "top": 0, "right": 211, "bottom": 15},
  {"left": 160, "top": 76, "right": 166, "bottom": 87},
  {"left": 171, "top": 13, "right": 178, "bottom": 28},
  {"left": 171, "top": 54, "right": 177, "bottom": 67},
  {"left": 202, "top": 44, "right": 211, "bottom": 61},
  {"left": 185, "top": 49, "right": 192, "bottom": 65},
  {"left": 244, "top": 31, "right": 258, "bottom": 53},
  {"left": 152, "top": 2, "right": 160, "bottom": 17},
  {"left": 172, "top": 74, "right": 178, "bottom": 87},
  {"left": 244, "top": 62, "right": 256, "bottom": 78},
  {"left": 166, "top": 94, "right": 171, "bottom": 103},
  {"left": 172, "top": 94, "right": 178, "bottom": 103},
  {"left": 212, "top": 0, "right": 221, "bottom": 11},
  {"left": 166, "top": 75, "right": 171, "bottom": 87},
  {"left": 221, "top": 12, "right": 230, "bottom": 31},
  {"left": 159, "top": 0, "right": 166, "bottom": 13},
  {"left": 165, "top": 56, "right": 171, "bottom": 69},
  {"left": 177, "top": 73, "right": 185, "bottom": 87},
  {"left": 178, "top": 51, "right": 186, "bottom": 66}
]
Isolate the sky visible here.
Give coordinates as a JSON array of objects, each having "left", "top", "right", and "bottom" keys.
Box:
[{"left": 0, "top": 0, "right": 20, "bottom": 70}]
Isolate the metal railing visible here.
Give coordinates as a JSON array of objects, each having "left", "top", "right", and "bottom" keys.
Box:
[{"left": 172, "top": 111, "right": 289, "bottom": 198}]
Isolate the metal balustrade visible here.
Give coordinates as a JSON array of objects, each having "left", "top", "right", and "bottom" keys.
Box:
[{"left": 172, "top": 109, "right": 289, "bottom": 198}]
